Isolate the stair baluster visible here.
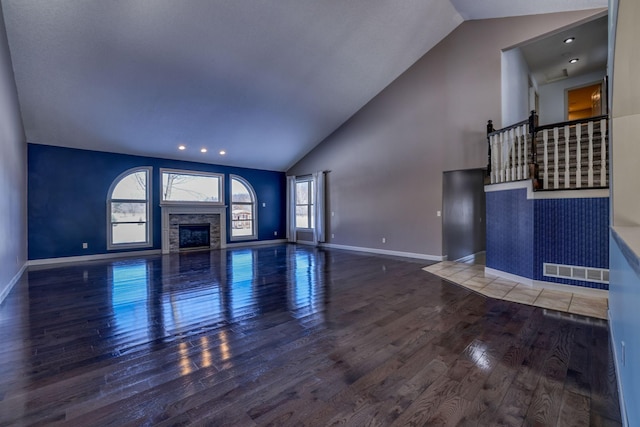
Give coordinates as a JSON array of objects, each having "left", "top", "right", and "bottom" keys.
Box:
[
  {"left": 511, "top": 128, "right": 516, "bottom": 181},
  {"left": 600, "top": 118, "right": 607, "bottom": 187},
  {"left": 588, "top": 121, "right": 594, "bottom": 187},
  {"left": 543, "top": 129, "right": 549, "bottom": 190},
  {"left": 576, "top": 123, "right": 582, "bottom": 188},
  {"left": 553, "top": 127, "right": 559, "bottom": 189},
  {"left": 522, "top": 124, "right": 529, "bottom": 179},
  {"left": 564, "top": 125, "right": 570, "bottom": 189}
]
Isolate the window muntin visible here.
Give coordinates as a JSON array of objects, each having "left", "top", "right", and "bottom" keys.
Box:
[
  {"left": 108, "top": 167, "right": 152, "bottom": 249},
  {"left": 295, "top": 179, "right": 314, "bottom": 229},
  {"left": 231, "top": 175, "right": 257, "bottom": 240},
  {"left": 161, "top": 169, "right": 223, "bottom": 204}
]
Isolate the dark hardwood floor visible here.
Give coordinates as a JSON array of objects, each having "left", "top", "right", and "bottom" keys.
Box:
[{"left": 0, "top": 245, "right": 621, "bottom": 426}]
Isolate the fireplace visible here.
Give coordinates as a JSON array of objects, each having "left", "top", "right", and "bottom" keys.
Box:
[
  {"left": 179, "top": 224, "right": 210, "bottom": 250},
  {"left": 161, "top": 205, "right": 227, "bottom": 254}
]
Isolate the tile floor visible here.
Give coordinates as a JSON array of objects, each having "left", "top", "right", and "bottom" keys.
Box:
[{"left": 423, "top": 261, "right": 609, "bottom": 320}]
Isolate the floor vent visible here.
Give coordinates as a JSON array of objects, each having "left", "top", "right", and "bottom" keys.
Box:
[{"left": 543, "top": 263, "right": 609, "bottom": 284}]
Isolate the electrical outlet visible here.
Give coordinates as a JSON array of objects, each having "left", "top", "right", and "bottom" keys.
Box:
[
  {"left": 82, "top": 242, "right": 88, "bottom": 249},
  {"left": 274, "top": 231, "right": 278, "bottom": 236},
  {"left": 382, "top": 237, "right": 386, "bottom": 243},
  {"left": 331, "top": 211, "right": 335, "bottom": 217},
  {"left": 437, "top": 210, "right": 441, "bottom": 217},
  {"left": 331, "top": 233, "right": 335, "bottom": 239},
  {"left": 262, "top": 202, "right": 266, "bottom": 207}
]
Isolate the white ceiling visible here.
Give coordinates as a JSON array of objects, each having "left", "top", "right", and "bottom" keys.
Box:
[
  {"left": 1, "top": 0, "right": 607, "bottom": 171},
  {"left": 450, "top": 0, "right": 607, "bottom": 20},
  {"left": 520, "top": 15, "right": 608, "bottom": 85}
]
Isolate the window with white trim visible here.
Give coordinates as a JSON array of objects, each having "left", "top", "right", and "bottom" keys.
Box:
[
  {"left": 160, "top": 168, "right": 224, "bottom": 205},
  {"left": 107, "top": 167, "right": 152, "bottom": 249},
  {"left": 295, "top": 178, "right": 314, "bottom": 229},
  {"left": 230, "top": 175, "right": 257, "bottom": 240}
]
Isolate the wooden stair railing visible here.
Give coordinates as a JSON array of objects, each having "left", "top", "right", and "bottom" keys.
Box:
[{"left": 487, "top": 112, "right": 608, "bottom": 190}]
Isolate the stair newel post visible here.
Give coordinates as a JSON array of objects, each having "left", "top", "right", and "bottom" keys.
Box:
[
  {"left": 487, "top": 120, "right": 494, "bottom": 179},
  {"left": 528, "top": 110, "right": 540, "bottom": 189}
]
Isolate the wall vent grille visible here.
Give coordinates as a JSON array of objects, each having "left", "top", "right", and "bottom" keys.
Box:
[{"left": 543, "top": 263, "right": 609, "bottom": 284}]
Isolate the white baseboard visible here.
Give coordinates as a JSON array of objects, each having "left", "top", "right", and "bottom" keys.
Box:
[
  {"left": 484, "top": 267, "right": 609, "bottom": 298},
  {"left": 226, "top": 239, "right": 288, "bottom": 248},
  {"left": 454, "top": 251, "right": 486, "bottom": 263},
  {"left": 0, "top": 262, "right": 27, "bottom": 305},
  {"left": 321, "top": 243, "right": 445, "bottom": 261},
  {"left": 28, "top": 249, "right": 162, "bottom": 267},
  {"left": 609, "top": 315, "right": 630, "bottom": 427}
]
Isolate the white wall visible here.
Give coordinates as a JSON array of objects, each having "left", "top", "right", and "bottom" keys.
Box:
[
  {"left": 537, "top": 70, "right": 606, "bottom": 125},
  {"left": 501, "top": 47, "right": 531, "bottom": 126},
  {"left": 0, "top": 5, "right": 27, "bottom": 303}
]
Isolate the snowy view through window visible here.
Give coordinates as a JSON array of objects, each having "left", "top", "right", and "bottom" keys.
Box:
[{"left": 111, "top": 170, "right": 148, "bottom": 244}]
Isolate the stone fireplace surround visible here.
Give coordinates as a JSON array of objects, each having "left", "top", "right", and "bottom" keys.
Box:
[{"left": 161, "top": 205, "right": 227, "bottom": 254}]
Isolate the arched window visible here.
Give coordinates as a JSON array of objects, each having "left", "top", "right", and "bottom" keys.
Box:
[
  {"left": 230, "top": 175, "right": 257, "bottom": 240},
  {"left": 107, "top": 167, "right": 152, "bottom": 249}
]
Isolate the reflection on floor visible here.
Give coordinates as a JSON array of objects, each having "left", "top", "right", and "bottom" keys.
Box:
[
  {"left": 423, "top": 261, "right": 608, "bottom": 320},
  {"left": 1, "top": 245, "right": 621, "bottom": 425}
]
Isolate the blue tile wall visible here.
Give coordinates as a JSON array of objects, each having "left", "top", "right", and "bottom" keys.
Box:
[
  {"left": 486, "top": 189, "right": 535, "bottom": 278},
  {"left": 534, "top": 197, "right": 609, "bottom": 290},
  {"left": 28, "top": 144, "right": 286, "bottom": 260},
  {"left": 486, "top": 185, "right": 609, "bottom": 291}
]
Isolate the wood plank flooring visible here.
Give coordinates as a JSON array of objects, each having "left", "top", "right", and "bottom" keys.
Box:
[{"left": 0, "top": 245, "right": 622, "bottom": 426}]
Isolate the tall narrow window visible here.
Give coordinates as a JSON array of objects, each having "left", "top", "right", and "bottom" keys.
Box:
[
  {"left": 107, "top": 167, "right": 152, "bottom": 249},
  {"left": 296, "top": 178, "right": 314, "bottom": 229},
  {"left": 230, "top": 175, "right": 257, "bottom": 240}
]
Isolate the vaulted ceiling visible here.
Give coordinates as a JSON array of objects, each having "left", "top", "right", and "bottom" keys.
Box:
[{"left": 1, "top": 0, "right": 606, "bottom": 171}]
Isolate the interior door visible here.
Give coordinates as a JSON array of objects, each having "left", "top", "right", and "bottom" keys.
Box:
[{"left": 442, "top": 169, "right": 486, "bottom": 262}]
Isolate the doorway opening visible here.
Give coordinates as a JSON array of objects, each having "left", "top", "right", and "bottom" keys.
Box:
[{"left": 567, "top": 82, "right": 604, "bottom": 120}]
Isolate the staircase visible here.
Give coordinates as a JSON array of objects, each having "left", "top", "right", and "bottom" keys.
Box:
[{"left": 535, "top": 117, "right": 608, "bottom": 190}]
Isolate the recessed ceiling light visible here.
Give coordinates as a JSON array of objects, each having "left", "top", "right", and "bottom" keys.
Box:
[
  {"left": 569, "top": 58, "right": 579, "bottom": 64},
  {"left": 564, "top": 37, "right": 575, "bottom": 44},
  {"left": 200, "top": 148, "right": 207, "bottom": 153},
  {"left": 219, "top": 150, "right": 226, "bottom": 155},
  {"left": 178, "top": 144, "right": 186, "bottom": 150}
]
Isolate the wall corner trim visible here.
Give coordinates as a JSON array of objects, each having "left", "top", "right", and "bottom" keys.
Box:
[
  {"left": 0, "top": 263, "right": 28, "bottom": 305},
  {"left": 609, "top": 313, "right": 631, "bottom": 427}
]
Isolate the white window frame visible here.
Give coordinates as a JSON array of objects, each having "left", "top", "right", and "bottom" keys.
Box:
[
  {"left": 295, "top": 177, "right": 314, "bottom": 230},
  {"left": 160, "top": 168, "right": 224, "bottom": 206},
  {"left": 107, "top": 166, "right": 153, "bottom": 250},
  {"left": 230, "top": 175, "right": 258, "bottom": 241}
]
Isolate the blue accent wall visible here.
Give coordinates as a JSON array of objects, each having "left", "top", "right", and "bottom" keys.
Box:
[
  {"left": 486, "top": 186, "right": 609, "bottom": 290},
  {"left": 486, "top": 188, "right": 535, "bottom": 278},
  {"left": 28, "top": 144, "right": 286, "bottom": 260},
  {"left": 609, "top": 232, "right": 640, "bottom": 427}
]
